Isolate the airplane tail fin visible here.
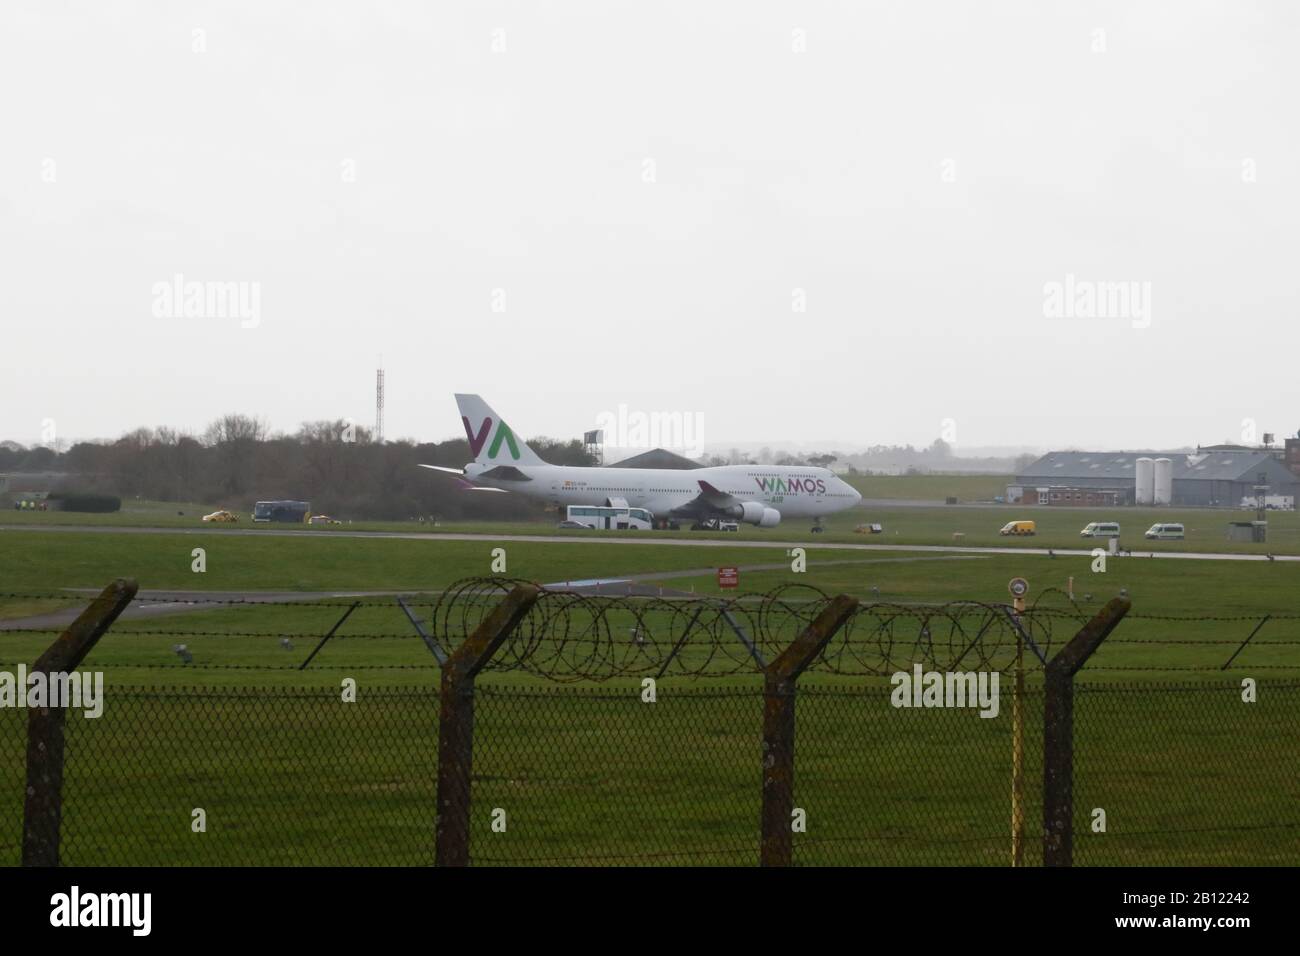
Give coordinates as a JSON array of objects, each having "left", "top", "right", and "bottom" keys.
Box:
[{"left": 454, "top": 394, "right": 548, "bottom": 466}]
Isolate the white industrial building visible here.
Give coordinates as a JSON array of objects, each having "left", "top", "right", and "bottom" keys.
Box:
[{"left": 1008, "top": 450, "right": 1299, "bottom": 507}]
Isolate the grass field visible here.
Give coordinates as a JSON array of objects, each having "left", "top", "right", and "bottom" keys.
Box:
[
  {"left": 2, "top": 527, "right": 1299, "bottom": 687},
  {"left": 7, "top": 489, "right": 1300, "bottom": 557},
  {"left": 4, "top": 677, "right": 1293, "bottom": 866},
  {"left": 843, "top": 473, "right": 1011, "bottom": 501},
  {"left": 9, "top": 474, "right": 1008, "bottom": 527},
  {"left": 2, "top": 522, "right": 1297, "bottom": 866}
]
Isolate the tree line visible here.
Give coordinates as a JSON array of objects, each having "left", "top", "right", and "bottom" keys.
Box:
[{"left": 0, "top": 414, "right": 593, "bottom": 521}]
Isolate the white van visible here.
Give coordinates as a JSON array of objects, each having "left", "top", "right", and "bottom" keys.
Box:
[
  {"left": 1145, "top": 522, "right": 1185, "bottom": 540},
  {"left": 1079, "top": 521, "right": 1121, "bottom": 538}
]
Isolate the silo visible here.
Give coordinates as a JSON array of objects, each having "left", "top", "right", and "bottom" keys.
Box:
[
  {"left": 1135, "top": 457, "right": 1155, "bottom": 505},
  {"left": 1153, "top": 458, "right": 1173, "bottom": 505}
]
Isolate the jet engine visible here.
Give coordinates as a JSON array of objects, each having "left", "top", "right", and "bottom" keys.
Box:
[{"left": 737, "top": 501, "right": 781, "bottom": 527}]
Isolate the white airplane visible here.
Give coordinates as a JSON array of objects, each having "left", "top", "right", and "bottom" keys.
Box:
[{"left": 419, "top": 394, "right": 862, "bottom": 530}]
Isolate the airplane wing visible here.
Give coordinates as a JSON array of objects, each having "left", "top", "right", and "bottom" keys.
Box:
[
  {"left": 695, "top": 480, "right": 738, "bottom": 508},
  {"left": 454, "top": 478, "right": 507, "bottom": 493},
  {"left": 668, "top": 479, "right": 742, "bottom": 517},
  {"left": 418, "top": 463, "right": 509, "bottom": 492}
]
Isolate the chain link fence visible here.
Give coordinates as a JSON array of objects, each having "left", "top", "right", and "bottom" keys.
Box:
[
  {"left": 8, "top": 677, "right": 1296, "bottom": 866},
  {"left": 2, "top": 581, "right": 1297, "bottom": 866},
  {"left": 6, "top": 687, "right": 439, "bottom": 866},
  {"left": 791, "top": 684, "right": 1044, "bottom": 866},
  {"left": 1, "top": 704, "right": 22, "bottom": 866},
  {"left": 469, "top": 683, "right": 762, "bottom": 865},
  {"left": 1072, "top": 680, "right": 1300, "bottom": 866}
]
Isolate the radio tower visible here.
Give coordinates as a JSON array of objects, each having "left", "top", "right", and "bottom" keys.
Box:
[{"left": 375, "top": 365, "right": 385, "bottom": 444}]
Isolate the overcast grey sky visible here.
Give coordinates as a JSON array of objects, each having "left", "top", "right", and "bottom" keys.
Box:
[{"left": 2, "top": 1, "right": 1297, "bottom": 453}]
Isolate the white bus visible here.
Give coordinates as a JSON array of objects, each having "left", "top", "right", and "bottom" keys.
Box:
[{"left": 566, "top": 505, "right": 653, "bottom": 530}]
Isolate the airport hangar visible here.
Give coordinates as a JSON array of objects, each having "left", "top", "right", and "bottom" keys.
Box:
[{"left": 1006, "top": 449, "right": 1300, "bottom": 507}]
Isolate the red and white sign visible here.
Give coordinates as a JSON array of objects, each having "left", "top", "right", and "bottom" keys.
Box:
[{"left": 717, "top": 566, "right": 739, "bottom": 589}]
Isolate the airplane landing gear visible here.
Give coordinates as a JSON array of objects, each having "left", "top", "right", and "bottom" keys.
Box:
[{"left": 811, "top": 518, "right": 825, "bottom": 534}]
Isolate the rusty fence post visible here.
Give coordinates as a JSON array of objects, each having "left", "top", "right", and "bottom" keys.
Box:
[
  {"left": 435, "top": 583, "right": 541, "bottom": 866},
  {"left": 22, "top": 578, "right": 138, "bottom": 866},
  {"left": 1042, "top": 596, "right": 1130, "bottom": 867},
  {"left": 760, "top": 594, "right": 860, "bottom": 867}
]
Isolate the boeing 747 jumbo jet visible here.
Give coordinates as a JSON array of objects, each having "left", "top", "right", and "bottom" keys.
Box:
[{"left": 420, "top": 394, "right": 862, "bottom": 530}]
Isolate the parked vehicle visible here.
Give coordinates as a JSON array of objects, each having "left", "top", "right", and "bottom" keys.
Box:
[
  {"left": 253, "top": 500, "right": 310, "bottom": 523},
  {"left": 999, "top": 520, "right": 1036, "bottom": 536},
  {"left": 566, "top": 505, "right": 652, "bottom": 530},
  {"left": 201, "top": 510, "right": 239, "bottom": 523},
  {"left": 308, "top": 514, "right": 341, "bottom": 525},
  {"left": 1145, "top": 522, "right": 1185, "bottom": 540},
  {"left": 855, "top": 523, "right": 884, "bottom": 534},
  {"left": 1238, "top": 495, "right": 1294, "bottom": 511},
  {"left": 690, "top": 518, "right": 739, "bottom": 531},
  {"left": 556, "top": 520, "right": 592, "bottom": 529},
  {"left": 1079, "top": 521, "right": 1121, "bottom": 538}
]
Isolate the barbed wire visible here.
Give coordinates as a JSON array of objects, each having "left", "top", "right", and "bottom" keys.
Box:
[
  {"left": 7, "top": 578, "right": 1300, "bottom": 678},
  {"left": 419, "top": 578, "right": 1064, "bottom": 680}
]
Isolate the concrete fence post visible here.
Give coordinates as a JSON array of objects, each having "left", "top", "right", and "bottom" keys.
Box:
[
  {"left": 435, "top": 583, "right": 541, "bottom": 866},
  {"left": 1042, "top": 597, "right": 1130, "bottom": 867},
  {"left": 23, "top": 578, "right": 138, "bottom": 866},
  {"left": 760, "top": 594, "right": 860, "bottom": 867}
]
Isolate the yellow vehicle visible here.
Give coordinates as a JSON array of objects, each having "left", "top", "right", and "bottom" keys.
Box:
[
  {"left": 201, "top": 510, "right": 239, "bottom": 523},
  {"left": 309, "top": 514, "right": 342, "bottom": 525},
  {"left": 998, "top": 519, "right": 1036, "bottom": 536},
  {"left": 854, "top": 523, "right": 884, "bottom": 534}
]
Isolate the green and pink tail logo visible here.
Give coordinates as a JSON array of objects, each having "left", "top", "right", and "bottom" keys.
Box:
[
  {"left": 462, "top": 415, "right": 521, "bottom": 460},
  {"left": 455, "top": 393, "right": 545, "bottom": 465}
]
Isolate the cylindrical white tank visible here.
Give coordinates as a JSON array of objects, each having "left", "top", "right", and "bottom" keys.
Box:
[
  {"left": 1153, "top": 458, "right": 1173, "bottom": 505},
  {"left": 1135, "top": 457, "right": 1155, "bottom": 505}
]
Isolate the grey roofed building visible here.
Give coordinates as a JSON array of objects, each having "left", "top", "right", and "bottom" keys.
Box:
[
  {"left": 1015, "top": 450, "right": 1300, "bottom": 507},
  {"left": 608, "top": 448, "right": 701, "bottom": 470}
]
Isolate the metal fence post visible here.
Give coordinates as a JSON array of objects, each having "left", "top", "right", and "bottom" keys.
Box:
[
  {"left": 435, "top": 583, "right": 541, "bottom": 866},
  {"left": 760, "top": 594, "right": 859, "bottom": 867},
  {"left": 22, "top": 578, "right": 138, "bottom": 866},
  {"left": 1042, "top": 596, "right": 1130, "bottom": 867}
]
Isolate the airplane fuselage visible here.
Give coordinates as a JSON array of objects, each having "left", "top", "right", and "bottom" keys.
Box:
[{"left": 463, "top": 462, "right": 861, "bottom": 521}]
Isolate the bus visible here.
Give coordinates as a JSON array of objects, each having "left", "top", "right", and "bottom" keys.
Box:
[
  {"left": 566, "top": 505, "right": 653, "bottom": 530},
  {"left": 252, "top": 500, "right": 311, "bottom": 523}
]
